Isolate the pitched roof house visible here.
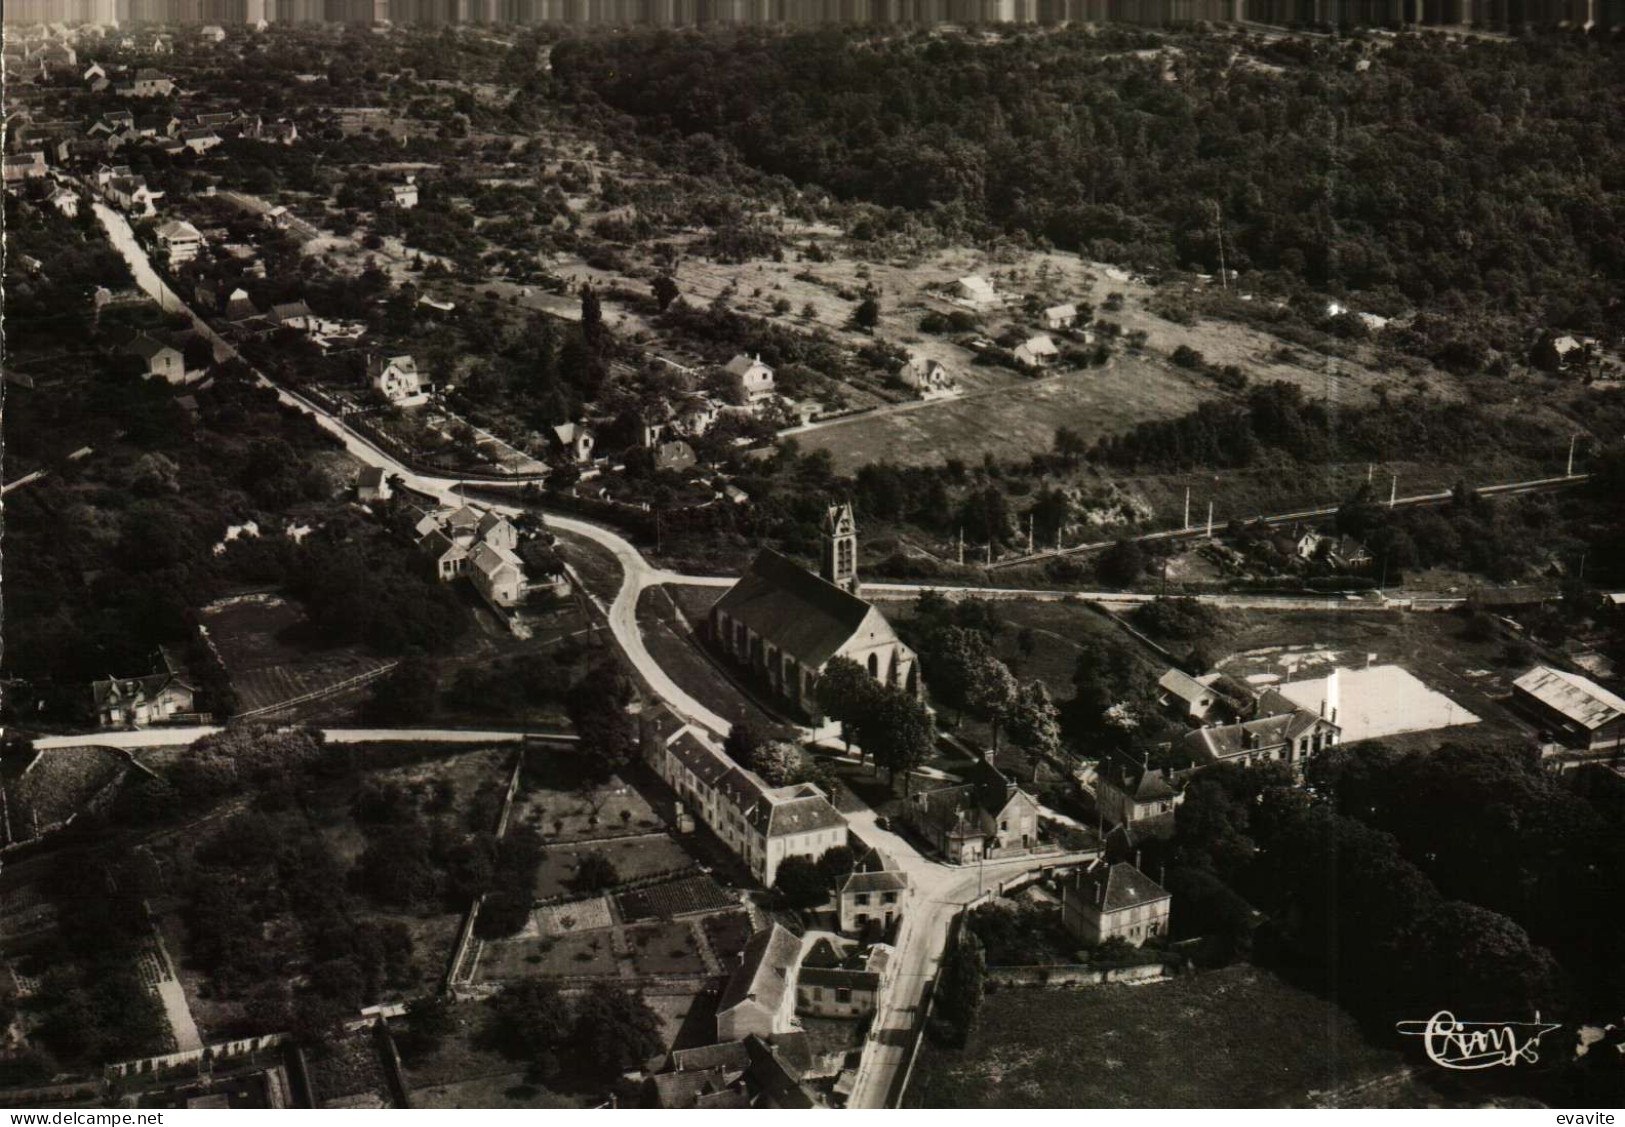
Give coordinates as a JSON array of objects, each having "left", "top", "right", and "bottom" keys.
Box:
[
  {"left": 121, "top": 332, "right": 186, "bottom": 383},
  {"left": 1042, "top": 302, "right": 1079, "bottom": 329},
  {"left": 907, "top": 764, "right": 1042, "bottom": 865},
  {"left": 1060, "top": 860, "right": 1171, "bottom": 947},
  {"left": 92, "top": 651, "right": 197, "bottom": 728},
  {"left": 953, "top": 274, "right": 998, "bottom": 307},
  {"left": 724, "top": 353, "right": 776, "bottom": 404},
  {"left": 1094, "top": 758, "right": 1182, "bottom": 829},
  {"left": 1014, "top": 334, "right": 1059, "bottom": 369},
  {"left": 551, "top": 421, "right": 595, "bottom": 463},
  {"left": 368, "top": 354, "right": 426, "bottom": 405},
  {"left": 897, "top": 355, "right": 957, "bottom": 398},
  {"left": 716, "top": 923, "right": 802, "bottom": 1042},
  {"left": 837, "top": 868, "right": 908, "bottom": 936}
]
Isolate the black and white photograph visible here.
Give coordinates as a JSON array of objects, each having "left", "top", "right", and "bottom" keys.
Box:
[{"left": 2, "top": 0, "right": 1624, "bottom": 1114}]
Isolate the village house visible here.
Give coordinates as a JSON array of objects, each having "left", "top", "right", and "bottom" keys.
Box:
[
  {"left": 953, "top": 274, "right": 999, "bottom": 308},
  {"left": 709, "top": 504, "right": 923, "bottom": 715},
  {"left": 674, "top": 394, "right": 722, "bottom": 437},
  {"left": 724, "top": 353, "right": 776, "bottom": 405},
  {"left": 223, "top": 287, "right": 261, "bottom": 322},
  {"left": 105, "top": 174, "right": 161, "bottom": 216},
  {"left": 260, "top": 120, "right": 299, "bottom": 145},
  {"left": 646, "top": 1035, "right": 818, "bottom": 1109},
  {"left": 92, "top": 650, "right": 197, "bottom": 728},
  {"left": 1094, "top": 758, "right": 1183, "bottom": 829},
  {"left": 551, "top": 421, "right": 596, "bottom": 463},
  {"left": 1512, "top": 665, "right": 1625, "bottom": 755},
  {"left": 905, "top": 763, "right": 1042, "bottom": 865},
  {"left": 639, "top": 704, "right": 849, "bottom": 888},
  {"left": 1179, "top": 680, "right": 1342, "bottom": 773},
  {"left": 1014, "top": 334, "right": 1059, "bottom": 369},
  {"left": 896, "top": 354, "right": 957, "bottom": 398},
  {"left": 355, "top": 466, "right": 391, "bottom": 502},
  {"left": 388, "top": 178, "right": 419, "bottom": 209},
  {"left": 837, "top": 868, "right": 908, "bottom": 936},
  {"left": 155, "top": 219, "right": 204, "bottom": 268},
  {"left": 796, "top": 939, "right": 890, "bottom": 1020},
  {"left": 468, "top": 540, "right": 527, "bottom": 609},
  {"left": 181, "top": 128, "right": 224, "bottom": 154},
  {"left": 715, "top": 923, "right": 803, "bottom": 1041},
  {"left": 1060, "top": 860, "right": 1172, "bottom": 947},
  {"left": 128, "top": 68, "right": 175, "bottom": 97},
  {"left": 1042, "top": 302, "right": 1079, "bottom": 330},
  {"left": 121, "top": 332, "right": 186, "bottom": 383},
  {"left": 368, "top": 353, "right": 427, "bottom": 405},
  {"left": 1156, "top": 668, "right": 1226, "bottom": 725},
  {"left": 2, "top": 152, "right": 49, "bottom": 183},
  {"left": 46, "top": 186, "right": 78, "bottom": 217},
  {"left": 83, "top": 60, "right": 106, "bottom": 82},
  {"left": 269, "top": 300, "right": 317, "bottom": 331}
]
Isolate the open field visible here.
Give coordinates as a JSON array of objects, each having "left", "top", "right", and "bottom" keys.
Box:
[
  {"left": 477, "top": 928, "right": 617, "bottom": 981},
  {"left": 907, "top": 965, "right": 1439, "bottom": 1108},
  {"left": 201, "top": 591, "right": 393, "bottom": 717},
  {"left": 395, "top": 1001, "right": 588, "bottom": 1109},
  {"left": 792, "top": 354, "right": 1217, "bottom": 474},
  {"left": 534, "top": 835, "right": 696, "bottom": 900},
  {"left": 511, "top": 754, "right": 665, "bottom": 844},
  {"left": 639, "top": 586, "right": 786, "bottom": 730}
]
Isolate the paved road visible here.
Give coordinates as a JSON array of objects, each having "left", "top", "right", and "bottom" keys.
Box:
[
  {"left": 96, "top": 203, "right": 733, "bottom": 742},
  {"left": 843, "top": 845, "right": 1100, "bottom": 1109}
]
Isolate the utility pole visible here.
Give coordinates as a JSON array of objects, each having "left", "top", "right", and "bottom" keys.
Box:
[
  {"left": 1028, "top": 513, "right": 1034, "bottom": 554},
  {"left": 1184, "top": 487, "right": 1191, "bottom": 531},
  {"left": 958, "top": 527, "right": 964, "bottom": 566},
  {"left": 1210, "top": 199, "right": 1228, "bottom": 293},
  {"left": 1567, "top": 433, "right": 1578, "bottom": 478},
  {"left": 1206, "top": 501, "right": 1214, "bottom": 539},
  {"left": 1389, "top": 474, "right": 1397, "bottom": 508}
]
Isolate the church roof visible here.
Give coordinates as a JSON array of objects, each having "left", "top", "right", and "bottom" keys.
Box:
[{"left": 712, "top": 549, "right": 874, "bottom": 669}]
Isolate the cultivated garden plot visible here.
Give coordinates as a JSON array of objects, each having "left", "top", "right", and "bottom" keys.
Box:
[{"left": 533, "top": 835, "right": 697, "bottom": 901}]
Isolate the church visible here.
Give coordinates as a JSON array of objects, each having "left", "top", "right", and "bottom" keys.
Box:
[{"left": 709, "top": 504, "right": 922, "bottom": 717}]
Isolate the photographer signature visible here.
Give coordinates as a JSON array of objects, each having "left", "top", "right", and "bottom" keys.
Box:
[{"left": 1395, "top": 1011, "right": 1562, "bottom": 1070}]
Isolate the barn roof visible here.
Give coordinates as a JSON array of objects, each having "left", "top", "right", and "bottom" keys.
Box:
[{"left": 1514, "top": 666, "right": 1625, "bottom": 730}]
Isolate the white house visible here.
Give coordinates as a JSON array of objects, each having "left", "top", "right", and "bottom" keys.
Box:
[
  {"left": 368, "top": 354, "right": 427, "bottom": 406},
  {"left": 896, "top": 354, "right": 957, "bottom": 399},
  {"left": 724, "top": 353, "right": 776, "bottom": 405},
  {"left": 1014, "top": 334, "right": 1059, "bottom": 369},
  {"left": 1043, "top": 302, "right": 1079, "bottom": 330},
  {"left": 551, "top": 421, "right": 595, "bottom": 463},
  {"left": 953, "top": 274, "right": 999, "bottom": 308},
  {"left": 389, "top": 179, "right": 418, "bottom": 209},
  {"left": 155, "top": 219, "right": 204, "bottom": 268}
]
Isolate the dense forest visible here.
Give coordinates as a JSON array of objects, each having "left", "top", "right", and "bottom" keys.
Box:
[{"left": 555, "top": 27, "right": 1625, "bottom": 351}]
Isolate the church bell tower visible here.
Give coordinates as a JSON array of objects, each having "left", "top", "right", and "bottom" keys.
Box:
[{"left": 820, "top": 502, "right": 859, "bottom": 594}]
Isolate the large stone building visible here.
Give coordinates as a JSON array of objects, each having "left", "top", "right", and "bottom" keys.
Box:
[
  {"left": 639, "top": 704, "right": 848, "bottom": 888},
  {"left": 709, "top": 504, "right": 921, "bottom": 716}
]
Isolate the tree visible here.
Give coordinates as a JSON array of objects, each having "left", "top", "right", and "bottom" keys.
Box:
[
  {"left": 964, "top": 652, "right": 1019, "bottom": 750},
  {"left": 573, "top": 851, "right": 621, "bottom": 893},
  {"left": 491, "top": 979, "right": 572, "bottom": 1076},
  {"left": 651, "top": 274, "right": 679, "bottom": 312},
  {"left": 580, "top": 284, "right": 603, "bottom": 348},
  {"left": 816, "top": 656, "right": 881, "bottom": 756},
  {"left": 572, "top": 983, "right": 665, "bottom": 1080},
  {"left": 817, "top": 845, "right": 856, "bottom": 886},
  {"left": 402, "top": 995, "right": 455, "bottom": 1058},
  {"left": 858, "top": 688, "right": 937, "bottom": 793},
  {"left": 754, "top": 740, "right": 802, "bottom": 786},
  {"left": 566, "top": 661, "right": 636, "bottom": 777},
  {"left": 722, "top": 719, "right": 762, "bottom": 770},
  {"left": 367, "top": 659, "right": 438, "bottom": 727},
  {"left": 774, "top": 854, "right": 830, "bottom": 909},
  {"left": 851, "top": 295, "right": 880, "bottom": 331},
  {"left": 1099, "top": 538, "right": 1146, "bottom": 587},
  {"left": 1392, "top": 901, "right": 1564, "bottom": 1022},
  {"left": 1004, "top": 680, "right": 1061, "bottom": 759},
  {"left": 1053, "top": 426, "right": 1088, "bottom": 468},
  {"left": 932, "top": 929, "right": 986, "bottom": 1047}
]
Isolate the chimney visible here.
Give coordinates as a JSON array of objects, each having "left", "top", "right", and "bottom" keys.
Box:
[{"left": 1332, "top": 706, "right": 1338, "bottom": 725}]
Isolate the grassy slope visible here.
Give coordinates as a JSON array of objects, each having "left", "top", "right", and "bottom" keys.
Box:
[{"left": 907, "top": 966, "right": 1409, "bottom": 1109}]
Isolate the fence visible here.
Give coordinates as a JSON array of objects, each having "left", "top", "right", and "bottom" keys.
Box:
[
  {"left": 985, "top": 961, "right": 1175, "bottom": 988},
  {"left": 234, "top": 661, "right": 398, "bottom": 720},
  {"left": 104, "top": 1033, "right": 288, "bottom": 1082}
]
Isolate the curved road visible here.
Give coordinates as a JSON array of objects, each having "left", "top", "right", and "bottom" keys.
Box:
[{"left": 95, "top": 201, "right": 733, "bottom": 741}]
